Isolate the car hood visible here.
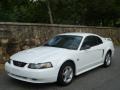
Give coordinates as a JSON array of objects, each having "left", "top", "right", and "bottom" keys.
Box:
[{"left": 11, "top": 46, "right": 73, "bottom": 63}]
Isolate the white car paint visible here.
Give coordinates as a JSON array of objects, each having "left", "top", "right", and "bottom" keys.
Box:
[{"left": 5, "top": 33, "right": 114, "bottom": 84}]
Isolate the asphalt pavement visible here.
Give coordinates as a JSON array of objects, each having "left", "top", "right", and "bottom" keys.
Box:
[{"left": 0, "top": 47, "right": 120, "bottom": 90}]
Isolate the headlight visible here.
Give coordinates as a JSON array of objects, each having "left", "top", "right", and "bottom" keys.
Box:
[{"left": 28, "top": 62, "right": 53, "bottom": 69}]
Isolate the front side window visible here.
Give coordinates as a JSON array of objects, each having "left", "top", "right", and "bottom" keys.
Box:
[
  {"left": 44, "top": 35, "right": 83, "bottom": 50},
  {"left": 81, "top": 35, "right": 103, "bottom": 50}
]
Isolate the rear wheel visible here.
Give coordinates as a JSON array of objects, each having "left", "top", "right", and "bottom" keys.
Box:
[
  {"left": 103, "top": 52, "right": 111, "bottom": 67},
  {"left": 57, "top": 62, "right": 74, "bottom": 86}
]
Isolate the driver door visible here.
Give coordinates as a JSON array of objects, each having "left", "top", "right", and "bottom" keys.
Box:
[{"left": 77, "top": 36, "right": 103, "bottom": 73}]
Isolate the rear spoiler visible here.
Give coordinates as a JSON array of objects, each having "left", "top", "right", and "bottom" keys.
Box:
[{"left": 105, "top": 38, "right": 112, "bottom": 41}]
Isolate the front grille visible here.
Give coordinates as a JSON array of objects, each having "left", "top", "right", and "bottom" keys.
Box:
[{"left": 13, "top": 60, "right": 27, "bottom": 67}]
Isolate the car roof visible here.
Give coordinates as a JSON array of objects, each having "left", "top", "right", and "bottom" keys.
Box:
[{"left": 59, "top": 32, "right": 99, "bottom": 37}]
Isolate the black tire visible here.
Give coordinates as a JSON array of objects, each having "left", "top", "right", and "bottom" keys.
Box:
[
  {"left": 103, "top": 52, "right": 112, "bottom": 67},
  {"left": 57, "top": 62, "right": 75, "bottom": 86}
]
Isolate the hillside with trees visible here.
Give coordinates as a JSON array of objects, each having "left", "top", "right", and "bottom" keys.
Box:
[{"left": 0, "top": 0, "right": 120, "bottom": 26}]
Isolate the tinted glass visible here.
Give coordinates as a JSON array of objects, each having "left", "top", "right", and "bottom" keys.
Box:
[
  {"left": 95, "top": 36, "right": 103, "bottom": 45},
  {"left": 44, "top": 35, "right": 82, "bottom": 50},
  {"left": 81, "top": 36, "right": 103, "bottom": 49}
]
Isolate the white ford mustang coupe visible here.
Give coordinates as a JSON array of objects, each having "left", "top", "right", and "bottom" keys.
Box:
[{"left": 5, "top": 33, "right": 114, "bottom": 86}]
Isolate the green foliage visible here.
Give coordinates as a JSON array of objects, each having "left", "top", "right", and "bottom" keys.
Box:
[{"left": 0, "top": 0, "right": 120, "bottom": 26}]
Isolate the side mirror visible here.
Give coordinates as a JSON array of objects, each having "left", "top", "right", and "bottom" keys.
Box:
[{"left": 81, "top": 45, "right": 91, "bottom": 50}]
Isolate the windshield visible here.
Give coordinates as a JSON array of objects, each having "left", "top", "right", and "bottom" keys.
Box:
[{"left": 44, "top": 35, "right": 82, "bottom": 50}]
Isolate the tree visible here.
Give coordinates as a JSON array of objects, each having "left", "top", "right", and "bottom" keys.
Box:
[{"left": 0, "top": 0, "right": 120, "bottom": 26}]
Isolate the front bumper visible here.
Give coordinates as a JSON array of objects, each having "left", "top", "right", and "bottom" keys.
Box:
[{"left": 5, "top": 62, "right": 58, "bottom": 83}]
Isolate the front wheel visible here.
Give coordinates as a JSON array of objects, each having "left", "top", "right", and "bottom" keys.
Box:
[
  {"left": 103, "top": 52, "right": 111, "bottom": 67},
  {"left": 57, "top": 62, "right": 74, "bottom": 86}
]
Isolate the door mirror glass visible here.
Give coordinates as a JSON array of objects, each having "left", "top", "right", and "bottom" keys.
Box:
[{"left": 81, "top": 44, "right": 91, "bottom": 50}]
